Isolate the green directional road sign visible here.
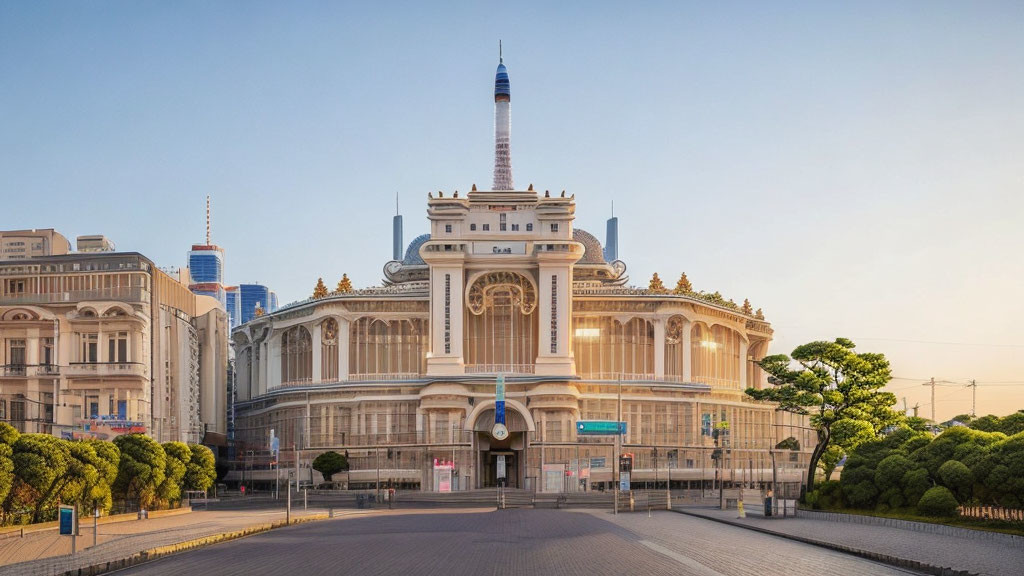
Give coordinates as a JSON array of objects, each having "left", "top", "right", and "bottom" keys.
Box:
[{"left": 576, "top": 420, "right": 627, "bottom": 436}]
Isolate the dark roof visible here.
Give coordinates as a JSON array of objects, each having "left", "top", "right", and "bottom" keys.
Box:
[{"left": 573, "top": 229, "right": 607, "bottom": 264}]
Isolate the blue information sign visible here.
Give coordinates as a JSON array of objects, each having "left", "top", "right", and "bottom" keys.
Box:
[
  {"left": 576, "top": 421, "right": 627, "bottom": 436},
  {"left": 59, "top": 505, "right": 75, "bottom": 535},
  {"left": 495, "top": 375, "right": 506, "bottom": 425}
]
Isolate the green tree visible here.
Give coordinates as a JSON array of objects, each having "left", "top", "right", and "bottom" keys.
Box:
[
  {"left": 158, "top": 442, "right": 191, "bottom": 506},
  {"left": 937, "top": 460, "right": 973, "bottom": 502},
  {"left": 312, "top": 451, "right": 349, "bottom": 482},
  {"left": 60, "top": 441, "right": 102, "bottom": 514},
  {"left": 747, "top": 338, "right": 900, "bottom": 492},
  {"left": 0, "top": 423, "right": 19, "bottom": 521},
  {"left": 113, "top": 434, "right": 166, "bottom": 510},
  {"left": 971, "top": 432, "right": 1024, "bottom": 508},
  {"left": 818, "top": 445, "right": 844, "bottom": 481},
  {"left": 184, "top": 444, "right": 216, "bottom": 493},
  {"left": 901, "top": 468, "right": 931, "bottom": 508},
  {"left": 917, "top": 486, "right": 959, "bottom": 517},
  {"left": 82, "top": 440, "right": 119, "bottom": 513},
  {"left": 9, "top": 434, "right": 71, "bottom": 522}
]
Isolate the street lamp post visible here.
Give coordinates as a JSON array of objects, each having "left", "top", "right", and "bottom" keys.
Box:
[{"left": 614, "top": 376, "right": 622, "bottom": 515}]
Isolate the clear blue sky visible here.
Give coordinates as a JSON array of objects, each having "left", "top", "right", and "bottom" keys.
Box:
[{"left": 2, "top": 2, "right": 1022, "bottom": 419}]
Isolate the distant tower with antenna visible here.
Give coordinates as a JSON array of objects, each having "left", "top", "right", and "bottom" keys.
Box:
[
  {"left": 492, "top": 41, "right": 514, "bottom": 190},
  {"left": 604, "top": 201, "right": 619, "bottom": 261},
  {"left": 187, "top": 195, "right": 227, "bottom": 310},
  {"left": 393, "top": 193, "right": 403, "bottom": 261}
]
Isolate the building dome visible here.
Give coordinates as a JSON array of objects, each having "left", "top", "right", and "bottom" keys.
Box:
[
  {"left": 573, "top": 229, "right": 607, "bottom": 264},
  {"left": 403, "top": 234, "right": 430, "bottom": 266},
  {"left": 494, "top": 62, "right": 510, "bottom": 99}
]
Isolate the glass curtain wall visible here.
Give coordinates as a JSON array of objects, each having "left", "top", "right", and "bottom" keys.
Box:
[
  {"left": 349, "top": 318, "right": 427, "bottom": 376},
  {"left": 690, "top": 323, "right": 741, "bottom": 389},
  {"left": 281, "top": 326, "right": 312, "bottom": 384},
  {"left": 572, "top": 317, "right": 654, "bottom": 379},
  {"left": 464, "top": 284, "right": 537, "bottom": 371}
]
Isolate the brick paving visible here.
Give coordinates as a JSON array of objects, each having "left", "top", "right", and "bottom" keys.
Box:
[
  {"left": 674, "top": 507, "right": 1024, "bottom": 576},
  {"left": 114, "top": 509, "right": 915, "bottom": 576},
  {"left": 0, "top": 506, "right": 342, "bottom": 576}
]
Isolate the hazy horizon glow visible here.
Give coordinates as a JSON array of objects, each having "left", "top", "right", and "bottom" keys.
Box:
[{"left": 2, "top": 2, "right": 1021, "bottom": 420}]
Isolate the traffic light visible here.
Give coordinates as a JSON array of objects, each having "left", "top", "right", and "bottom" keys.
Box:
[{"left": 619, "top": 453, "right": 633, "bottom": 473}]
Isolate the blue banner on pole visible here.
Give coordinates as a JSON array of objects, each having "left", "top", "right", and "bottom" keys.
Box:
[{"left": 495, "top": 375, "right": 506, "bottom": 424}]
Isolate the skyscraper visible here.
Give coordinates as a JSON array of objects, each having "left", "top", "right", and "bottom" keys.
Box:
[
  {"left": 239, "top": 283, "right": 271, "bottom": 325},
  {"left": 225, "top": 285, "right": 241, "bottom": 329},
  {"left": 188, "top": 197, "right": 226, "bottom": 307},
  {"left": 492, "top": 44, "right": 513, "bottom": 190}
]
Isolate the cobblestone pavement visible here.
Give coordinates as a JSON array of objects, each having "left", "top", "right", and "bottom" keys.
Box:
[
  {"left": 114, "top": 509, "right": 920, "bottom": 576},
  {"left": 676, "top": 507, "right": 1024, "bottom": 576},
  {"left": 0, "top": 506, "right": 347, "bottom": 576}
]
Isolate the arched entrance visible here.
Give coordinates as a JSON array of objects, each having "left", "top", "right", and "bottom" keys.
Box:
[{"left": 469, "top": 403, "right": 532, "bottom": 489}]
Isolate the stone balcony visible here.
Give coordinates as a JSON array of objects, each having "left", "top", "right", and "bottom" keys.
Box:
[{"left": 65, "top": 362, "right": 148, "bottom": 380}]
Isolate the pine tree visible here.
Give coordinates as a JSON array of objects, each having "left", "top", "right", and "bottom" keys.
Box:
[
  {"left": 335, "top": 274, "right": 353, "bottom": 293},
  {"left": 673, "top": 273, "right": 693, "bottom": 294},
  {"left": 313, "top": 277, "right": 329, "bottom": 299},
  {"left": 742, "top": 299, "right": 753, "bottom": 314},
  {"left": 649, "top": 273, "right": 667, "bottom": 293}
]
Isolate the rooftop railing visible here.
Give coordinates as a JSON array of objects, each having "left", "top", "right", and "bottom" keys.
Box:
[{"left": 0, "top": 287, "right": 150, "bottom": 305}]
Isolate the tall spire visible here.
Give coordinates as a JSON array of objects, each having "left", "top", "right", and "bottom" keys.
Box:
[
  {"left": 492, "top": 43, "right": 513, "bottom": 190},
  {"left": 205, "top": 195, "right": 211, "bottom": 245}
]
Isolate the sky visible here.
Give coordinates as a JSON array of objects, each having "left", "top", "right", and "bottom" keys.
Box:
[{"left": 2, "top": 2, "right": 1022, "bottom": 420}]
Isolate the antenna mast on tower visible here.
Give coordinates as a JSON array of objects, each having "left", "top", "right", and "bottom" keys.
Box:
[{"left": 206, "top": 195, "right": 211, "bottom": 245}]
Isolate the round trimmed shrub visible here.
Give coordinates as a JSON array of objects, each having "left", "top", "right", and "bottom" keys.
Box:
[{"left": 917, "top": 486, "right": 960, "bottom": 517}]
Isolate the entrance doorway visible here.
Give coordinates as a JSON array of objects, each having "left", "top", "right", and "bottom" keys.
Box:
[{"left": 482, "top": 450, "right": 518, "bottom": 488}]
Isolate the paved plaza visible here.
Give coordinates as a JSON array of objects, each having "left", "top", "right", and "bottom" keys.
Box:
[{"left": 112, "top": 509, "right": 923, "bottom": 576}]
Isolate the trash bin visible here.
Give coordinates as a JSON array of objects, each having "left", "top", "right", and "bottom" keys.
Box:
[{"left": 764, "top": 497, "right": 773, "bottom": 517}]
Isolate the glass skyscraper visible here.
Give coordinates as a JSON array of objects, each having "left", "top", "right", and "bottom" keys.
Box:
[
  {"left": 225, "top": 286, "right": 241, "bottom": 329},
  {"left": 188, "top": 244, "right": 226, "bottom": 307},
  {"left": 239, "top": 283, "right": 271, "bottom": 325}
]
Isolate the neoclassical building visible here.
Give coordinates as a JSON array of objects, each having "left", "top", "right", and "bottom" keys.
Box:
[{"left": 231, "top": 56, "right": 811, "bottom": 492}]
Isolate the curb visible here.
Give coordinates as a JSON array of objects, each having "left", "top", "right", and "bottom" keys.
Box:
[
  {"left": 58, "top": 513, "right": 331, "bottom": 576},
  {"left": 670, "top": 508, "right": 979, "bottom": 576}
]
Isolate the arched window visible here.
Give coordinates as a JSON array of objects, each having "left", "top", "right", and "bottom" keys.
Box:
[
  {"left": 664, "top": 315, "right": 687, "bottom": 381},
  {"left": 464, "top": 272, "right": 538, "bottom": 373},
  {"left": 572, "top": 317, "right": 654, "bottom": 379},
  {"left": 321, "top": 318, "right": 338, "bottom": 381},
  {"left": 281, "top": 326, "right": 312, "bottom": 384},
  {"left": 690, "top": 323, "right": 741, "bottom": 389},
  {"left": 349, "top": 318, "right": 427, "bottom": 377}
]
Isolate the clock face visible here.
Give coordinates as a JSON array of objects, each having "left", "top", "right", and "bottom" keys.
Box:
[{"left": 491, "top": 423, "right": 509, "bottom": 441}]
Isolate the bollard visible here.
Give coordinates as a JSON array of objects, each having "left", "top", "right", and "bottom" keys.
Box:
[{"left": 304, "top": 489, "right": 307, "bottom": 511}]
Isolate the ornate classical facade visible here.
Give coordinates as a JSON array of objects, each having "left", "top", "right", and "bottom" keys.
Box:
[{"left": 231, "top": 56, "right": 811, "bottom": 492}]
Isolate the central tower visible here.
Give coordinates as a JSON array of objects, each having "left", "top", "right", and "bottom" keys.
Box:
[{"left": 492, "top": 44, "right": 513, "bottom": 190}]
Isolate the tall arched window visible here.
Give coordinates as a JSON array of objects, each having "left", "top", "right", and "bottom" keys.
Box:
[
  {"left": 664, "top": 315, "right": 687, "bottom": 381},
  {"left": 690, "top": 323, "right": 741, "bottom": 389},
  {"left": 350, "top": 318, "right": 427, "bottom": 377},
  {"left": 321, "top": 318, "right": 338, "bottom": 381},
  {"left": 572, "top": 317, "right": 654, "bottom": 379},
  {"left": 281, "top": 326, "right": 312, "bottom": 384},
  {"left": 464, "top": 272, "right": 538, "bottom": 372}
]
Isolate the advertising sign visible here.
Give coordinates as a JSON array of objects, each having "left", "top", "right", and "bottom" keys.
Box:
[
  {"left": 619, "top": 472, "right": 631, "bottom": 492},
  {"left": 64, "top": 417, "right": 146, "bottom": 440},
  {"left": 59, "top": 505, "right": 75, "bottom": 535}
]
